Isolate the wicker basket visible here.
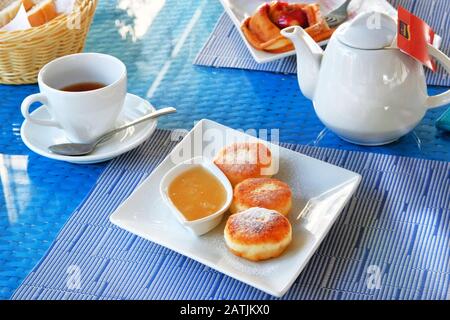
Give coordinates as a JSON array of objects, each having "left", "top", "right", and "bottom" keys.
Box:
[{"left": 0, "top": 0, "right": 97, "bottom": 84}]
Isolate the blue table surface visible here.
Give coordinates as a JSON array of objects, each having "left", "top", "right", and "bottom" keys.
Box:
[{"left": 0, "top": 0, "right": 449, "bottom": 299}]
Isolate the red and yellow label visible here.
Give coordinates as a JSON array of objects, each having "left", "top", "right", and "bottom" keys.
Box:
[{"left": 397, "top": 6, "right": 436, "bottom": 71}]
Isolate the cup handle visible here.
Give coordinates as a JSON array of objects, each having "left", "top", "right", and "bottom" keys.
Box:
[
  {"left": 21, "top": 93, "right": 61, "bottom": 127},
  {"left": 426, "top": 44, "right": 450, "bottom": 109}
]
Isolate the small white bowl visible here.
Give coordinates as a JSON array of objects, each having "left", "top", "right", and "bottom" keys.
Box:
[{"left": 160, "top": 156, "right": 233, "bottom": 236}]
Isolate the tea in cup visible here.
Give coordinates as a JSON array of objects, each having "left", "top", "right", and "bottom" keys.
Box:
[{"left": 21, "top": 53, "right": 127, "bottom": 143}]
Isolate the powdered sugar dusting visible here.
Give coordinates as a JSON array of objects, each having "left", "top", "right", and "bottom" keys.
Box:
[
  {"left": 228, "top": 207, "right": 281, "bottom": 235},
  {"left": 214, "top": 142, "right": 271, "bottom": 166}
]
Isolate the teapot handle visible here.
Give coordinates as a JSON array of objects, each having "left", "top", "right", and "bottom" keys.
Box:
[{"left": 426, "top": 44, "right": 450, "bottom": 109}]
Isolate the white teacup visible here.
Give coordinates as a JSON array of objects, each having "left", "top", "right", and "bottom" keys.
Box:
[{"left": 21, "top": 53, "right": 127, "bottom": 143}]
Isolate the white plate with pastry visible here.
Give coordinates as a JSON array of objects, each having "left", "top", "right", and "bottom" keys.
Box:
[
  {"left": 219, "top": 0, "right": 397, "bottom": 63},
  {"left": 110, "top": 119, "right": 361, "bottom": 297}
]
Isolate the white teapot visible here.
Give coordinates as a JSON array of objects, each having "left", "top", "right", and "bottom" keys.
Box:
[{"left": 281, "top": 11, "right": 450, "bottom": 145}]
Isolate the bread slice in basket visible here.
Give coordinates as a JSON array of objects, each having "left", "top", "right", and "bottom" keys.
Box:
[
  {"left": 27, "top": 0, "right": 58, "bottom": 27},
  {"left": 0, "top": 0, "right": 58, "bottom": 28}
]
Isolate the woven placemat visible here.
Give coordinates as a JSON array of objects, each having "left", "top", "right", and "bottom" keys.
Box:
[
  {"left": 12, "top": 128, "right": 450, "bottom": 300},
  {"left": 194, "top": 0, "right": 450, "bottom": 87},
  {"left": 2, "top": 0, "right": 449, "bottom": 300}
]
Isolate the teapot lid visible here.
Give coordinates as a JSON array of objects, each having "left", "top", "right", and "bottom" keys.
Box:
[{"left": 336, "top": 11, "right": 397, "bottom": 49}]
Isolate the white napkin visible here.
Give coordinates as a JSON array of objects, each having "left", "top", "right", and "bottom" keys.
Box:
[
  {"left": 55, "top": 0, "right": 75, "bottom": 14},
  {"left": 0, "top": 4, "right": 30, "bottom": 31}
]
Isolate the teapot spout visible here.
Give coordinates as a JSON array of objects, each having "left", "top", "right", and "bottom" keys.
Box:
[{"left": 281, "top": 26, "right": 323, "bottom": 100}]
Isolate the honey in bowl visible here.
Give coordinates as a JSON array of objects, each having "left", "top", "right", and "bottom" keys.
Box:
[{"left": 168, "top": 166, "right": 227, "bottom": 221}]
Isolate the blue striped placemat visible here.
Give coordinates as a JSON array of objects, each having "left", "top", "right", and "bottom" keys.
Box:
[
  {"left": 12, "top": 128, "right": 450, "bottom": 300},
  {"left": 194, "top": 0, "right": 450, "bottom": 87}
]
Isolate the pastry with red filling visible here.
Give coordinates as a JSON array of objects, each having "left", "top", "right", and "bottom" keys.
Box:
[{"left": 241, "top": 1, "right": 335, "bottom": 53}]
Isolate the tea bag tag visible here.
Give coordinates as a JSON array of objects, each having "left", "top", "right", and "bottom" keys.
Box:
[{"left": 396, "top": 6, "right": 437, "bottom": 71}]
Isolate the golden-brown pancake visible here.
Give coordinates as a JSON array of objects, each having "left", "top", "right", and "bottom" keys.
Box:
[
  {"left": 224, "top": 207, "right": 292, "bottom": 261},
  {"left": 213, "top": 142, "right": 274, "bottom": 186},
  {"left": 231, "top": 177, "right": 292, "bottom": 216}
]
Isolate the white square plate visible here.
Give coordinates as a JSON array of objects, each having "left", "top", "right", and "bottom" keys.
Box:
[
  {"left": 219, "top": 0, "right": 397, "bottom": 63},
  {"left": 110, "top": 119, "right": 361, "bottom": 297}
]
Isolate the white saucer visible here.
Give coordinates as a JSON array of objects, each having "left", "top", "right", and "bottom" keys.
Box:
[{"left": 20, "top": 93, "right": 157, "bottom": 164}]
